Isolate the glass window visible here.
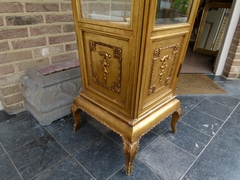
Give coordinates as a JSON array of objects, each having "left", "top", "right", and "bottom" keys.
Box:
[
  {"left": 155, "top": 0, "right": 193, "bottom": 25},
  {"left": 80, "top": 0, "right": 131, "bottom": 25}
]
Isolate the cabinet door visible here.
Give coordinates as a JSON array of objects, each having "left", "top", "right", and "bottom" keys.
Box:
[
  {"left": 138, "top": 0, "right": 200, "bottom": 116},
  {"left": 72, "top": 0, "right": 144, "bottom": 118}
]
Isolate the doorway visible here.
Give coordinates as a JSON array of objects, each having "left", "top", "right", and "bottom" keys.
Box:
[{"left": 181, "top": 0, "right": 233, "bottom": 74}]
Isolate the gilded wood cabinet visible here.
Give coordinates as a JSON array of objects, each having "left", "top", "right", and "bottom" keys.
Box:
[{"left": 71, "top": 0, "right": 200, "bottom": 175}]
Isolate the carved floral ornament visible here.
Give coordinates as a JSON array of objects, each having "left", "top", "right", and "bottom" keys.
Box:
[
  {"left": 89, "top": 40, "right": 122, "bottom": 94},
  {"left": 148, "top": 43, "right": 179, "bottom": 95}
]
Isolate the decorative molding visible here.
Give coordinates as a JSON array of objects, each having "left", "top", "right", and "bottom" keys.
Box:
[
  {"left": 148, "top": 43, "right": 179, "bottom": 95},
  {"left": 89, "top": 40, "right": 122, "bottom": 94}
]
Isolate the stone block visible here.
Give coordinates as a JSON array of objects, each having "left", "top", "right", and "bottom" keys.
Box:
[{"left": 20, "top": 59, "right": 82, "bottom": 125}]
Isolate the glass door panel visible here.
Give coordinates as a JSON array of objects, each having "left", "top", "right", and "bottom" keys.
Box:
[
  {"left": 155, "top": 0, "right": 193, "bottom": 25},
  {"left": 80, "top": 0, "right": 131, "bottom": 25}
]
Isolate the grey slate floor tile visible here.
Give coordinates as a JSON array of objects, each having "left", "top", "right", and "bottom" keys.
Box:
[
  {"left": 49, "top": 119, "right": 103, "bottom": 154},
  {"left": 0, "top": 110, "right": 16, "bottom": 123},
  {"left": 220, "top": 80, "right": 240, "bottom": 98},
  {"left": 207, "top": 95, "right": 240, "bottom": 109},
  {"left": 177, "top": 95, "right": 205, "bottom": 116},
  {"left": 138, "top": 137, "right": 195, "bottom": 180},
  {"left": 0, "top": 153, "right": 22, "bottom": 180},
  {"left": 195, "top": 98, "right": 233, "bottom": 121},
  {"left": 0, "top": 143, "right": 5, "bottom": 155},
  {"left": 151, "top": 116, "right": 172, "bottom": 135},
  {"left": 1, "top": 77, "right": 240, "bottom": 180},
  {"left": 0, "top": 114, "right": 47, "bottom": 152},
  {"left": 181, "top": 109, "right": 223, "bottom": 136},
  {"left": 73, "top": 136, "right": 125, "bottom": 179},
  {"left": 162, "top": 121, "right": 211, "bottom": 157},
  {"left": 184, "top": 128, "right": 240, "bottom": 180},
  {"left": 32, "top": 156, "right": 93, "bottom": 180},
  {"left": 109, "top": 159, "right": 165, "bottom": 180},
  {"left": 8, "top": 134, "right": 69, "bottom": 180}
]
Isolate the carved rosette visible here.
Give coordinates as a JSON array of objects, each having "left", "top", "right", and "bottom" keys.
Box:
[
  {"left": 89, "top": 40, "right": 122, "bottom": 94},
  {"left": 148, "top": 44, "right": 179, "bottom": 95}
]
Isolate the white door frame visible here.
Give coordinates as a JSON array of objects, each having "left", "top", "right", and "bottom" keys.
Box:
[{"left": 214, "top": 0, "right": 240, "bottom": 76}]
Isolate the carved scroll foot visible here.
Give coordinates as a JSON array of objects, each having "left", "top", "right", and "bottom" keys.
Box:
[
  {"left": 171, "top": 108, "right": 182, "bottom": 134},
  {"left": 123, "top": 139, "right": 140, "bottom": 175},
  {"left": 70, "top": 104, "right": 82, "bottom": 132}
]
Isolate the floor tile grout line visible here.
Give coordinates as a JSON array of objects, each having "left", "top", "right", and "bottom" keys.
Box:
[
  {"left": 159, "top": 136, "right": 197, "bottom": 159},
  {"left": 28, "top": 156, "right": 71, "bottom": 180},
  {"left": 179, "top": 101, "right": 240, "bottom": 180},
  {"left": 190, "top": 108, "right": 227, "bottom": 123},
  {"left": 179, "top": 121, "right": 213, "bottom": 138},
  {"left": 106, "top": 165, "right": 124, "bottom": 180},
  {"left": 137, "top": 158, "right": 167, "bottom": 180},
  {"left": 5, "top": 132, "right": 49, "bottom": 154},
  {"left": 203, "top": 96, "right": 239, "bottom": 109},
  {"left": 70, "top": 154, "right": 97, "bottom": 180},
  {"left": 180, "top": 96, "right": 207, "bottom": 119},
  {"left": 1, "top": 143, "right": 24, "bottom": 180},
  {"left": 40, "top": 126, "right": 100, "bottom": 179}
]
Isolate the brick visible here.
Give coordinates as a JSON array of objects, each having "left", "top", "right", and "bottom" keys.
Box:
[
  {"left": 0, "top": 84, "right": 20, "bottom": 96},
  {"left": 0, "top": 28, "right": 28, "bottom": 40},
  {"left": 0, "top": 2, "right": 24, "bottom": 13},
  {"left": 88, "top": 3, "right": 110, "bottom": 15},
  {"left": 6, "top": 15, "right": 43, "bottom": 26},
  {"left": 230, "top": 66, "right": 240, "bottom": 73},
  {"left": 228, "top": 73, "right": 239, "bottom": 78},
  {"left": 2, "top": 102, "right": 24, "bottom": 114},
  {"left": 0, "top": 73, "right": 23, "bottom": 86},
  {"left": 66, "top": 43, "right": 77, "bottom": 51},
  {"left": 34, "top": 45, "right": 64, "bottom": 58},
  {"left": 232, "top": 61, "right": 240, "bottom": 66},
  {"left": 26, "top": 3, "right": 59, "bottom": 12},
  {"left": 30, "top": 25, "right": 61, "bottom": 36},
  {"left": 0, "top": 17, "right": 3, "bottom": 26},
  {"left": 0, "top": 50, "right": 32, "bottom": 64},
  {"left": 46, "top": 14, "right": 73, "bottom": 23},
  {"left": 49, "top": 34, "right": 76, "bottom": 45},
  {"left": 16, "top": 58, "right": 49, "bottom": 72},
  {"left": 52, "top": 52, "right": 77, "bottom": 63},
  {"left": 0, "top": 64, "right": 14, "bottom": 75},
  {"left": 0, "top": 41, "right": 10, "bottom": 51},
  {"left": 63, "top": 24, "right": 75, "bottom": 32},
  {"left": 0, "top": 93, "right": 25, "bottom": 106},
  {"left": 12, "top": 37, "right": 46, "bottom": 50},
  {"left": 61, "top": 3, "right": 72, "bottom": 11}
]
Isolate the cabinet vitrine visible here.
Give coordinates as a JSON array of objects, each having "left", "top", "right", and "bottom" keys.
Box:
[{"left": 71, "top": 0, "right": 200, "bottom": 175}]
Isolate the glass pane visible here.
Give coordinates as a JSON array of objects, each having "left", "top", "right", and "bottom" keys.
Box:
[
  {"left": 155, "top": 0, "right": 192, "bottom": 25},
  {"left": 80, "top": 0, "right": 131, "bottom": 25}
]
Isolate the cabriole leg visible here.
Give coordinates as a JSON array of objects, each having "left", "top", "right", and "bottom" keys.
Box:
[
  {"left": 171, "top": 108, "right": 182, "bottom": 133},
  {"left": 70, "top": 104, "right": 82, "bottom": 132},
  {"left": 123, "top": 138, "right": 140, "bottom": 175}
]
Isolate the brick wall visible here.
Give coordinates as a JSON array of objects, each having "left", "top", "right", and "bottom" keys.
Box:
[
  {"left": 223, "top": 17, "right": 240, "bottom": 79},
  {"left": 0, "top": 0, "right": 77, "bottom": 114}
]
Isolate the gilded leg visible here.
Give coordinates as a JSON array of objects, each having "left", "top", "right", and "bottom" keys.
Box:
[
  {"left": 171, "top": 108, "right": 182, "bottom": 133},
  {"left": 123, "top": 139, "right": 140, "bottom": 176},
  {"left": 70, "top": 104, "right": 82, "bottom": 132}
]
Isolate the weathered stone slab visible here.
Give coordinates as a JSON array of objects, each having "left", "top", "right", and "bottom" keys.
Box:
[{"left": 20, "top": 60, "right": 82, "bottom": 125}]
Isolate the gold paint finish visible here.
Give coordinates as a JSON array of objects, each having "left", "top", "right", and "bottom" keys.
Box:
[{"left": 71, "top": 0, "right": 200, "bottom": 176}]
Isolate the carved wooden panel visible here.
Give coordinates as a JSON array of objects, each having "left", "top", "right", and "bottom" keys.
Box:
[
  {"left": 82, "top": 31, "right": 131, "bottom": 115},
  {"left": 89, "top": 40, "right": 122, "bottom": 94},
  {"left": 148, "top": 43, "right": 179, "bottom": 95}
]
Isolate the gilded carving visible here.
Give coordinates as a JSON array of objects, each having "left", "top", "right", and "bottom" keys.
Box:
[
  {"left": 98, "top": 51, "right": 111, "bottom": 81},
  {"left": 148, "top": 44, "right": 179, "bottom": 95},
  {"left": 123, "top": 139, "right": 140, "bottom": 175},
  {"left": 89, "top": 40, "right": 122, "bottom": 94}
]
